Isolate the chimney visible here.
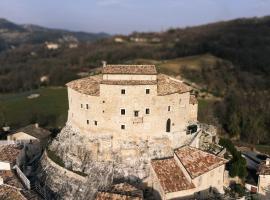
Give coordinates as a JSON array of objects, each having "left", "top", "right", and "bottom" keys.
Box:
[
  {"left": 35, "top": 123, "right": 39, "bottom": 128},
  {"left": 266, "top": 158, "right": 270, "bottom": 166},
  {"left": 102, "top": 61, "right": 107, "bottom": 68}
]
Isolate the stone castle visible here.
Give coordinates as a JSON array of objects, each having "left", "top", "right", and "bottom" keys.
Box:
[{"left": 42, "top": 64, "right": 202, "bottom": 199}]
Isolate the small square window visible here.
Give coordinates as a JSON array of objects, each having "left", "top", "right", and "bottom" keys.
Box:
[
  {"left": 87, "top": 120, "right": 89, "bottom": 125},
  {"left": 134, "top": 111, "right": 139, "bottom": 117},
  {"left": 121, "top": 125, "right": 125, "bottom": 130},
  {"left": 86, "top": 104, "right": 89, "bottom": 109},
  {"left": 121, "top": 109, "right": 125, "bottom": 115},
  {"left": 103, "top": 100, "right": 105, "bottom": 103},
  {"left": 121, "top": 89, "right": 125, "bottom": 94},
  {"left": 146, "top": 108, "right": 150, "bottom": 114},
  {"left": 168, "top": 106, "right": 171, "bottom": 111},
  {"left": 94, "top": 121, "right": 98, "bottom": 126},
  {"left": 146, "top": 89, "right": 150, "bottom": 94}
]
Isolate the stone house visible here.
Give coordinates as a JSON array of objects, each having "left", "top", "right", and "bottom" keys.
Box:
[
  {"left": 150, "top": 146, "right": 228, "bottom": 200},
  {"left": 258, "top": 158, "right": 270, "bottom": 199},
  {"left": 8, "top": 124, "right": 51, "bottom": 160}
]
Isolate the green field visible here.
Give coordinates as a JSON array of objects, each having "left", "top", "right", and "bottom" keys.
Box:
[{"left": 0, "top": 87, "right": 68, "bottom": 129}]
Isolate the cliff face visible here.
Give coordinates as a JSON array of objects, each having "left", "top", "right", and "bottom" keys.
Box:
[{"left": 40, "top": 125, "right": 176, "bottom": 199}]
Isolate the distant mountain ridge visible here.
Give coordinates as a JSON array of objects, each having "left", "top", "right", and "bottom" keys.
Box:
[{"left": 0, "top": 18, "right": 109, "bottom": 51}]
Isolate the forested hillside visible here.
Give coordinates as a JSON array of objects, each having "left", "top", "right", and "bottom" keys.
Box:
[{"left": 0, "top": 16, "right": 269, "bottom": 145}]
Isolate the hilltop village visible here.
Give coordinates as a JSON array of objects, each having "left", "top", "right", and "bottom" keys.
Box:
[{"left": 0, "top": 64, "right": 269, "bottom": 200}]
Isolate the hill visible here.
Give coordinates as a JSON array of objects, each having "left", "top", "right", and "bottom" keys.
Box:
[
  {"left": 0, "top": 16, "right": 269, "bottom": 145},
  {"left": 0, "top": 18, "right": 109, "bottom": 51}
]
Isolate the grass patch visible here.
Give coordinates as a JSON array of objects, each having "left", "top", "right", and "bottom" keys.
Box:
[
  {"left": 0, "top": 87, "right": 68, "bottom": 129},
  {"left": 256, "top": 145, "right": 270, "bottom": 155}
]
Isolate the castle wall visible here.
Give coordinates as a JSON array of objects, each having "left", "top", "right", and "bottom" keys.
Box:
[{"left": 67, "top": 84, "right": 196, "bottom": 148}]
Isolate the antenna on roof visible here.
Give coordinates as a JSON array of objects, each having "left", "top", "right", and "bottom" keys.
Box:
[{"left": 102, "top": 61, "right": 107, "bottom": 68}]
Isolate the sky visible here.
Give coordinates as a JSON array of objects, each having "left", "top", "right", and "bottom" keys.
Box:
[{"left": 0, "top": 0, "right": 270, "bottom": 34}]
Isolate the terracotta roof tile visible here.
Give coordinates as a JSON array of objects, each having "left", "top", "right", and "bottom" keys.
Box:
[
  {"left": 157, "top": 74, "right": 191, "bottom": 95},
  {"left": 0, "top": 170, "right": 24, "bottom": 188},
  {"left": 101, "top": 80, "right": 157, "bottom": 85},
  {"left": 66, "top": 75, "right": 102, "bottom": 96},
  {"left": 95, "top": 192, "right": 142, "bottom": 200},
  {"left": 15, "top": 124, "right": 51, "bottom": 140},
  {"left": 0, "top": 145, "right": 22, "bottom": 163},
  {"left": 66, "top": 73, "right": 191, "bottom": 96},
  {"left": 102, "top": 65, "right": 157, "bottom": 75},
  {"left": 151, "top": 158, "right": 195, "bottom": 193},
  {"left": 174, "top": 146, "right": 227, "bottom": 179},
  {"left": 0, "top": 185, "right": 26, "bottom": 200}
]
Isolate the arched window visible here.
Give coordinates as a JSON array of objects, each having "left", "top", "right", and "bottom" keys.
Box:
[{"left": 166, "top": 119, "right": 171, "bottom": 132}]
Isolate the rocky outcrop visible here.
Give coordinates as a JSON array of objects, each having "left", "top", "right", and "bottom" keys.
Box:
[{"left": 40, "top": 125, "right": 175, "bottom": 199}]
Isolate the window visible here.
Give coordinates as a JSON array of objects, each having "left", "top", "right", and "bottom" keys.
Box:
[
  {"left": 121, "top": 109, "right": 125, "bottom": 115},
  {"left": 146, "top": 89, "right": 150, "bottom": 94},
  {"left": 166, "top": 119, "right": 171, "bottom": 132},
  {"left": 134, "top": 111, "right": 139, "bottom": 117},
  {"left": 146, "top": 108, "right": 150, "bottom": 114},
  {"left": 87, "top": 120, "right": 89, "bottom": 125},
  {"left": 168, "top": 106, "right": 171, "bottom": 111},
  {"left": 94, "top": 121, "right": 97, "bottom": 126},
  {"left": 81, "top": 104, "right": 83, "bottom": 108},
  {"left": 102, "top": 100, "right": 105, "bottom": 103},
  {"left": 121, "top": 125, "right": 125, "bottom": 130},
  {"left": 86, "top": 104, "right": 89, "bottom": 109},
  {"left": 121, "top": 89, "right": 125, "bottom": 94}
]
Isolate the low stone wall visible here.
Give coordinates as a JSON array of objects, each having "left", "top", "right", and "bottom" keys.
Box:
[
  {"left": 43, "top": 151, "right": 87, "bottom": 183},
  {"left": 40, "top": 148, "right": 113, "bottom": 200}
]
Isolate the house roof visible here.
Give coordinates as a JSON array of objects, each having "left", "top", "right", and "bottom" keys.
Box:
[
  {"left": 174, "top": 146, "right": 228, "bottom": 179},
  {"left": 102, "top": 65, "right": 157, "bottom": 75},
  {"left": 95, "top": 182, "right": 143, "bottom": 200},
  {"left": 0, "top": 145, "right": 22, "bottom": 163},
  {"left": 101, "top": 80, "right": 157, "bottom": 85},
  {"left": 258, "top": 160, "right": 270, "bottom": 175},
  {"left": 95, "top": 192, "right": 142, "bottom": 200},
  {"left": 0, "top": 185, "right": 26, "bottom": 200},
  {"left": 0, "top": 170, "right": 24, "bottom": 188},
  {"left": 66, "top": 74, "right": 102, "bottom": 96},
  {"left": 67, "top": 73, "right": 191, "bottom": 96},
  {"left": 15, "top": 124, "right": 51, "bottom": 140},
  {"left": 189, "top": 95, "right": 198, "bottom": 105},
  {"left": 151, "top": 158, "right": 195, "bottom": 194},
  {"left": 157, "top": 74, "right": 191, "bottom": 96}
]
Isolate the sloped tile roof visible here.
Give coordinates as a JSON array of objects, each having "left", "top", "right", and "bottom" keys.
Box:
[
  {"left": 174, "top": 146, "right": 227, "bottom": 179},
  {"left": 151, "top": 158, "right": 195, "bottom": 193},
  {"left": 102, "top": 65, "right": 157, "bottom": 75},
  {"left": 0, "top": 170, "right": 24, "bottom": 188},
  {"left": 66, "top": 75, "right": 102, "bottom": 96},
  {"left": 95, "top": 192, "right": 142, "bottom": 200},
  {"left": 0, "top": 185, "right": 26, "bottom": 200},
  {"left": 157, "top": 74, "right": 191, "bottom": 95},
  {"left": 0, "top": 145, "right": 21, "bottom": 163},
  {"left": 15, "top": 124, "right": 51, "bottom": 140},
  {"left": 67, "top": 73, "right": 191, "bottom": 96},
  {"left": 101, "top": 80, "right": 157, "bottom": 85}
]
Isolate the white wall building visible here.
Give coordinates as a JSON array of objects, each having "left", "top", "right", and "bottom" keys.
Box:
[
  {"left": 258, "top": 158, "right": 270, "bottom": 199},
  {"left": 150, "top": 146, "right": 228, "bottom": 200}
]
